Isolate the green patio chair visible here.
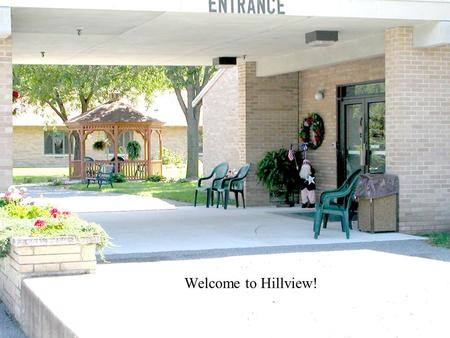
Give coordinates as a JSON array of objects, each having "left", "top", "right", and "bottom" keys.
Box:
[
  {"left": 87, "top": 164, "right": 114, "bottom": 189},
  {"left": 313, "top": 169, "right": 362, "bottom": 239},
  {"left": 194, "top": 162, "right": 229, "bottom": 208},
  {"left": 216, "top": 163, "right": 251, "bottom": 210}
]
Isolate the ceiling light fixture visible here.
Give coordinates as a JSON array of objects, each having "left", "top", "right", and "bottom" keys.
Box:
[{"left": 305, "top": 31, "right": 338, "bottom": 47}]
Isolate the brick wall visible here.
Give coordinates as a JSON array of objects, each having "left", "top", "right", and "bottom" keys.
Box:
[
  {"left": 298, "top": 57, "right": 385, "bottom": 191},
  {"left": 13, "top": 126, "right": 68, "bottom": 167},
  {"left": 13, "top": 126, "right": 186, "bottom": 167},
  {"left": 0, "top": 236, "right": 98, "bottom": 324},
  {"left": 385, "top": 27, "right": 450, "bottom": 232},
  {"left": 203, "top": 67, "right": 241, "bottom": 175},
  {"left": 240, "top": 61, "right": 299, "bottom": 205},
  {"left": 203, "top": 62, "right": 299, "bottom": 205},
  {"left": 0, "top": 37, "right": 12, "bottom": 190}
]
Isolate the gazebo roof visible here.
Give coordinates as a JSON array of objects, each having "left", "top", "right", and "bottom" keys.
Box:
[{"left": 68, "top": 101, "right": 163, "bottom": 125}]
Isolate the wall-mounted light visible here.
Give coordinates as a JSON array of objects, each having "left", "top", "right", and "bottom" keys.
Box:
[
  {"left": 314, "top": 89, "right": 325, "bottom": 101},
  {"left": 40, "top": 51, "right": 45, "bottom": 58},
  {"left": 77, "top": 28, "right": 82, "bottom": 36}
]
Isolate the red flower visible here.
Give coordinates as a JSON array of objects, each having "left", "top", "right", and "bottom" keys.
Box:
[
  {"left": 12, "top": 90, "right": 20, "bottom": 99},
  {"left": 34, "top": 219, "right": 45, "bottom": 227}
]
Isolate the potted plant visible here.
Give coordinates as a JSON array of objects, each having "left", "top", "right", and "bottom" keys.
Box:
[
  {"left": 126, "top": 141, "right": 141, "bottom": 160},
  {"left": 256, "top": 148, "right": 301, "bottom": 206}
]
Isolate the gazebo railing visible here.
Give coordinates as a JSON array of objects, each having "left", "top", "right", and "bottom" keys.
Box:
[{"left": 70, "top": 159, "right": 163, "bottom": 181}]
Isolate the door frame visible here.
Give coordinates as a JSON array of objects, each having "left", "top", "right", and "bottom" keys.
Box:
[{"left": 336, "top": 80, "right": 385, "bottom": 186}]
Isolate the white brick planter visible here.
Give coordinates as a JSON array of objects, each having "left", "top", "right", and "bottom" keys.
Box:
[{"left": 0, "top": 235, "right": 100, "bottom": 324}]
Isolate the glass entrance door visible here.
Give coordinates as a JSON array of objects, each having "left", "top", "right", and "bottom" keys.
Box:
[{"left": 337, "top": 83, "right": 385, "bottom": 184}]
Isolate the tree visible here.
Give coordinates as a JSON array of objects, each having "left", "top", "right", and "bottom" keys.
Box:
[
  {"left": 13, "top": 65, "right": 166, "bottom": 122},
  {"left": 164, "top": 66, "right": 215, "bottom": 179}
]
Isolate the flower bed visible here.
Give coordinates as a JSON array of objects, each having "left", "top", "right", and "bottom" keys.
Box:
[
  {"left": 0, "top": 187, "right": 109, "bottom": 258},
  {"left": 0, "top": 186, "right": 110, "bottom": 325}
]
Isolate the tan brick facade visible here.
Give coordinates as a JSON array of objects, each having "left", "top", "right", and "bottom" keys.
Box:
[
  {"left": 203, "top": 67, "right": 242, "bottom": 174},
  {"left": 0, "top": 37, "right": 13, "bottom": 190},
  {"left": 13, "top": 126, "right": 187, "bottom": 167},
  {"left": 241, "top": 61, "right": 299, "bottom": 205},
  {"left": 13, "top": 126, "right": 68, "bottom": 167},
  {"left": 203, "top": 61, "right": 299, "bottom": 205},
  {"left": 0, "top": 236, "right": 98, "bottom": 325},
  {"left": 385, "top": 27, "right": 450, "bottom": 232},
  {"left": 299, "top": 57, "right": 385, "bottom": 191}
]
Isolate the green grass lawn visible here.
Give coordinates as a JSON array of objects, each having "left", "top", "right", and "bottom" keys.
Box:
[
  {"left": 68, "top": 181, "right": 206, "bottom": 205},
  {"left": 427, "top": 232, "right": 450, "bottom": 249},
  {"left": 13, "top": 167, "right": 69, "bottom": 184}
]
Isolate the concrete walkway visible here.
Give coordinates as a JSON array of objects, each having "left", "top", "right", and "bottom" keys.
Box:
[
  {"left": 0, "top": 302, "right": 26, "bottom": 338},
  {"left": 25, "top": 185, "right": 423, "bottom": 259},
  {"left": 27, "top": 186, "right": 176, "bottom": 212},
  {"left": 7, "top": 185, "right": 448, "bottom": 338}
]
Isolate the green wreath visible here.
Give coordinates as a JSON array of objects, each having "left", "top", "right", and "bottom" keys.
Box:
[{"left": 299, "top": 113, "right": 325, "bottom": 150}]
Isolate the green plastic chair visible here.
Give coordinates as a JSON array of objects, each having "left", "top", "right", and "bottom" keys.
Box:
[
  {"left": 194, "top": 162, "right": 229, "bottom": 208},
  {"left": 313, "top": 169, "right": 362, "bottom": 239},
  {"left": 216, "top": 163, "right": 251, "bottom": 210}
]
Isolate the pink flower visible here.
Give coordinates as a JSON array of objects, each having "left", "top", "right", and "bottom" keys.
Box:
[
  {"left": 49, "top": 208, "right": 59, "bottom": 215},
  {"left": 34, "top": 219, "right": 45, "bottom": 227},
  {"left": 62, "top": 211, "right": 71, "bottom": 217}
]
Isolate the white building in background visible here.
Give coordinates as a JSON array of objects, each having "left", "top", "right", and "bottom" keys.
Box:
[{"left": 12, "top": 91, "right": 193, "bottom": 167}]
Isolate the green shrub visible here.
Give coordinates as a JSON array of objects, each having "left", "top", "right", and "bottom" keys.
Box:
[
  {"left": 112, "top": 173, "right": 126, "bottom": 183},
  {"left": 5, "top": 204, "right": 48, "bottom": 219},
  {"left": 51, "top": 177, "right": 64, "bottom": 186},
  {"left": 146, "top": 175, "right": 165, "bottom": 182},
  {"left": 162, "top": 148, "right": 184, "bottom": 167},
  {"left": 176, "top": 178, "right": 190, "bottom": 183},
  {"left": 24, "top": 177, "right": 33, "bottom": 184}
]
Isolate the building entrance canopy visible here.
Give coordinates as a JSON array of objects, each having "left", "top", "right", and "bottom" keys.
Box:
[{"left": 2, "top": 1, "right": 450, "bottom": 76}]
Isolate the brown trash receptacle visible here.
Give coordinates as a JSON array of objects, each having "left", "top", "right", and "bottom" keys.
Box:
[
  {"left": 355, "top": 174, "right": 399, "bottom": 233},
  {"left": 358, "top": 195, "right": 398, "bottom": 232}
]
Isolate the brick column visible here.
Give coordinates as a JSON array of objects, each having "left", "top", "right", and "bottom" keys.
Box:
[
  {"left": 0, "top": 37, "right": 13, "bottom": 191},
  {"left": 239, "top": 61, "right": 299, "bottom": 205},
  {"left": 385, "top": 27, "right": 450, "bottom": 232}
]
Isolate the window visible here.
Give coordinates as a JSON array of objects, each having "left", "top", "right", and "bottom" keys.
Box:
[
  {"left": 44, "top": 131, "right": 69, "bottom": 155},
  {"left": 108, "top": 131, "right": 134, "bottom": 154},
  {"left": 338, "top": 81, "right": 385, "bottom": 99}
]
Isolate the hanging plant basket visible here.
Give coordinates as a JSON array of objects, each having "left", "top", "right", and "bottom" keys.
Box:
[
  {"left": 126, "top": 141, "right": 141, "bottom": 160},
  {"left": 299, "top": 113, "right": 325, "bottom": 150},
  {"left": 93, "top": 140, "right": 107, "bottom": 151}
]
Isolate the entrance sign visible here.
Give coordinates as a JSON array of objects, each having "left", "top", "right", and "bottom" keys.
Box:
[{"left": 209, "top": 0, "right": 285, "bottom": 15}]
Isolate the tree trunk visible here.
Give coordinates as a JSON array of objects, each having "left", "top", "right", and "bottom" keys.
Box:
[{"left": 186, "top": 110, "right": 200, "bottom": 179}]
